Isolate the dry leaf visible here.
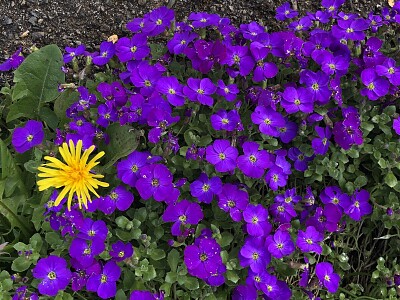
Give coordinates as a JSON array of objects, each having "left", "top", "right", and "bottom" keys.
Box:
[
  {"left": 388, "top": 0, "right": 395, "bottom": 7},
  {"left": 108, "top": 34, "right": 118, "bottom": 43}
]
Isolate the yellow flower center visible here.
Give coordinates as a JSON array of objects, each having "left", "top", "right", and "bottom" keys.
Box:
[
  {"left": 324, "top": 275, "right": 330, "bottom": 282},
  {"left": 131, "top": 46, "right": 137, "bottom": 53},
  {"left": 156, "top": 19, "right": 163, "bottom": 25},
  {"left": 367, "top": 83, "right": 375, "bottom": 90},
  {"left": 101, "top": 274, "right": 108, "bottom": 283},
  {"left": 219, "top": 153, "right": 226, "bottom": 160},
  {"left": 47, "top": 271, "right": 57, "bottom": 280},
  {"left": 200, "top": 253, "right": 208, "bottom": 261},
  {"left": 306, "top": 238, "right": 313, "bottom": 244},
  {"left": 294, "top": 99, "right": 301, "bottom": 105},
  {"left": 252, "top": 252, "right": 259, "bottom": 260},
  {"left": 197, "top": 89, "right": 204, "bottom": 94},
  {"left": 144, "top": 80, "right": 152, "bottom": 87},
  {"left": 202, "top": 184, "right": 210, "bottom": 192},
  {"left": 131, "top": 165, "right": 138, "bottom": 172},
  {"left": 249, "top": 155, "right": 257, "bottom": 163},
  {"left": 118, "top": 251, "right": 125, "bottom": 258},
  {"left": 312, "top": 83, "right": 319, "bottom": 91},
  {"left": 388, "top": 67, "right": 395, "bottom": 74},
  {"left": 179, "top": 215, "right": 187, "bottom": 222},
  {"left": 37, "top": 140, "right": 109, "bottom": 211},
  {"left": 168, "top": 88, "right": 176, "bottom": 95},
  {"left": 26, "top": 134, "right": 34, "bottom": 142},
  {"left": 221, "top": 118, "right": 229, "bottom": 124}
]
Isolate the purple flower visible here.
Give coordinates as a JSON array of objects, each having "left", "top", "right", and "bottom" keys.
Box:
[
  {"left": 206, "top": 139, "right": 238, "bottom": 173},
  {"left": 162, "top": 199, "right": 203, "bottom": 236},
  {"left": 376, "top": 58, "right": 400, "bottom": 86},
  {"left": 320, "top": 186, "right": 351, "bottom": 211},
  {"left": 243, "top": 204, "right": 272, "bottom": 236},
  {"left": 315, "top": 262, "right": 340, "bottom": 293},
  {"left": 239, "top": 237, "right": 271, "bottom": 272},
  {"left": 360, "top": 68, "right": 390, "bottom": 100},
  {"left": 218, "top": 183, "right": 249, "bottom": 221},
  {"left": 136, "top": 164, "right": 177, "bottom": 203},
  {"left": 322, "top": 0, "right": 345, "bottom": 12},
  {"left": 69, "top": 238, "right": 105, "bottom": 267},
  {"left": 78, "top": 218, "right": 108, "bottom": 241},
  {"left": 117, "top": 151, "right": 148, "bottom": 187},
  {"left": 92, "top": 41, "right": 115, "bottom": 65},
  {"left": 210, "top": 109, "right": 240, "bottom": 131},
  {"left": 265, "top": 166, "right": 288, "bottom": 191},
  {"left": 142, "top": 6, "right": 174, "bottom": 37},
  {"left": 251, "top": 106, "right": 285, "bottom": 137},
  {"left": 250, "top": 42, "right": 278, "bottom": 82},
  {"left": 288, "top": 147, "right": 313, "bottom": 172},
  {"left": 115, "top": 34, "right": 150, "bottom": 62},
  {"left": 278, "top": 119, "right": 298, "bottom": 143},
  {"left": 188, "top": 12, "right": 220, "bottom": 28},
  {"left": 0, "top": 47, "right": 24, "bottom": 71},
  {"left": 167, "top": 31, "right": 198, "bottom": 54},
  {"left": 97, "top": 102, "right": 118, "bottom": 127},
  {"left": 129, "top": 290, "right": 162, "bottom": 300},
  {"left": 183, "top": 78, "right": 217, "bottom": 106},
  {"left": 87, "top": 261, "right": 121, "bottom": 299},
  {"left": 281, "top": 86, "right": 314, "bottom": 114},
  {"left": 393, "top": 117, "right": 400, "bottom": 135},
  {"left": 32, "top": 256, "right": 72, "bottom": 297},
  {"left": 184, "top": 237, "right": 223, "bottom": 280},
  {"left": 300, "top": 70, "right": 331, "bottom": 105},
  {"left": 12, "top": 120, "right": 44, "bottom": 153},
  {"left": 240, "top": 21, "right": 265, "bottom": 41},
  {"left": 97, "top": 81, "right": 127, "bottom": 107},
  {"left": 289, "top": 16, "right": 313, "bottom": 32},
  {"left": 275, "top": 188, "right": 301, "bottom": 205},
  {"left": 156, "top": 76, "right": 185, "bottom": 106},
  {"left": 312, "top": 126, "right": 332, "bottom": 155},
  {"left": 222, "top": 45, "right": 255, "bottom": 77},
  {"left": 265, "top": 230, "right": 294, "bottom": 259},
  {"left": 216, "top": 80, "right": 239, "bottom": 102},
  {"left": 99, "top": 185, "right": 134, "bottom": 214},
  {"left": 70, "top": 258, "right": 101, "bottom": 292},
  {"left": 345, "top": 189, "right": 372, "bottom": 221},
  {"left": 232, "top": 285, "right": 258, "bottom": 300},
  {"left": 276, "top": 2, "right": 298, "bottom": 21},
  {"left": 269, "top": 202, "right": 297, "bottom": 224},
  {"left": 296, "top": 226, "right": 324, "bottom": 254},
  {"left": 130, "top": 61, "right": 163, "bottom": 97},
  {"left": 332, "top": 19, "right": 370, "bottom": 41},
  {"left": 333, "top": 107, "right": 363, "bottom": 150},
  {"left": 190, "top": 173, "right": 222, "bottom": 204},
  {"left": 63, "top": 45, "right": 85, "bottom": 63},
  {"left": 237, "top": 141, "right": 274, "bottom": 178},
  {"left": 109, "top": 241, "right": 134, "bottom": 262},
  {"left": 315, "top": 50, "right": 349, "bottom": 76}
]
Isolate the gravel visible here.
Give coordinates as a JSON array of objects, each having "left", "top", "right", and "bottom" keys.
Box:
[{"left": 0, "top": 0, "right": 389, "bottom": 62}]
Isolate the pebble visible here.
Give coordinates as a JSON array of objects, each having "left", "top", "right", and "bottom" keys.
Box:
[
  {"left": 2, "top": 16, "right": 13, "bottom": 25},
  {"left": 28, "top": 16, "right": 37, "bottom": 25},
  {"left": 31, "top": 31, "right": 45, "bottom": 41}
]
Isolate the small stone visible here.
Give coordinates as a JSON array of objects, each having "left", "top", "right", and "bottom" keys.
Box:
[
  {"left": 28, "top": 16, "right": 37, "bottom": 25},
  {"left": 2, "top": 16, "right": 12, "bottom": 25},
  {"left": 31, "top": 31, "right": 45, "bottom": 41}
]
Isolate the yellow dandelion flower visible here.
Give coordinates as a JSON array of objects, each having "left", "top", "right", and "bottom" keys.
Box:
[{"left": 37, "top": 139, "right": 109, "bottom": 210}]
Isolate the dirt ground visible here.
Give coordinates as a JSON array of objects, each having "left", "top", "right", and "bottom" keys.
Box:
[{"left": 0, "top": 0, "right": 389, "bottom": 61}]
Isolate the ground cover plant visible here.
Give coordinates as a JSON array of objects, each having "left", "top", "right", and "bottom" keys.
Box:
[{"left": 1, "top": 0, "right": 400, "bottom": 299}]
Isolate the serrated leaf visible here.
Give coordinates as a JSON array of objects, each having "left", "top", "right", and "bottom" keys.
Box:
[{"left": 7, "top": 45, "right": 65, "bottom": 122}]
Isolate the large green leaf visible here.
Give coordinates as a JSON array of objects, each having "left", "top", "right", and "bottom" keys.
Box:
[
  {"left": 99, "top": 123, "right": 141, "bottom": 172},
  {"left": 7, "top": 44, "right": 65, "bottom": 123}
]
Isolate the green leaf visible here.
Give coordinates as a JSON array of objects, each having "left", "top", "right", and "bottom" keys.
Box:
[
  {"left": 99, "top": 123, "right": 140, "bottom": 172},
  {"left": 168, "top": 249, "right": 180, "bottom": 272},
  {"left": 149, "top": 248, "right": 166, "bottom": 261},
  {"left": 385, "top": 172, "right": 397, "bottom": 188},
  {"left": 354, "top": 175, "right": 367, "bottom": 188},
  {"left": 7, "top": 45, "right": 65, "bottom": 122},
  {"left": 11, "top": 257, "right": 32, "bottom": 272},
  {"left": 0, "top": 140, "right": 32, "bottom": 237},
  {"left": 53, "top": 90, "right": 79, "bottom": 126},
  {"left": 183, "top": 277, "right": 199, "bottom": 290}
]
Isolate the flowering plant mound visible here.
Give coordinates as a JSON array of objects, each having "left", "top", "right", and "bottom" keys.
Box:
[{"left": 1, "top": 1, "right": 400, "bottom": 299}]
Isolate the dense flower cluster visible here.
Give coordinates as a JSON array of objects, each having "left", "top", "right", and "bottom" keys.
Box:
[{"left": 4, "top": 0, "right": 400, "bottom": 299}]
